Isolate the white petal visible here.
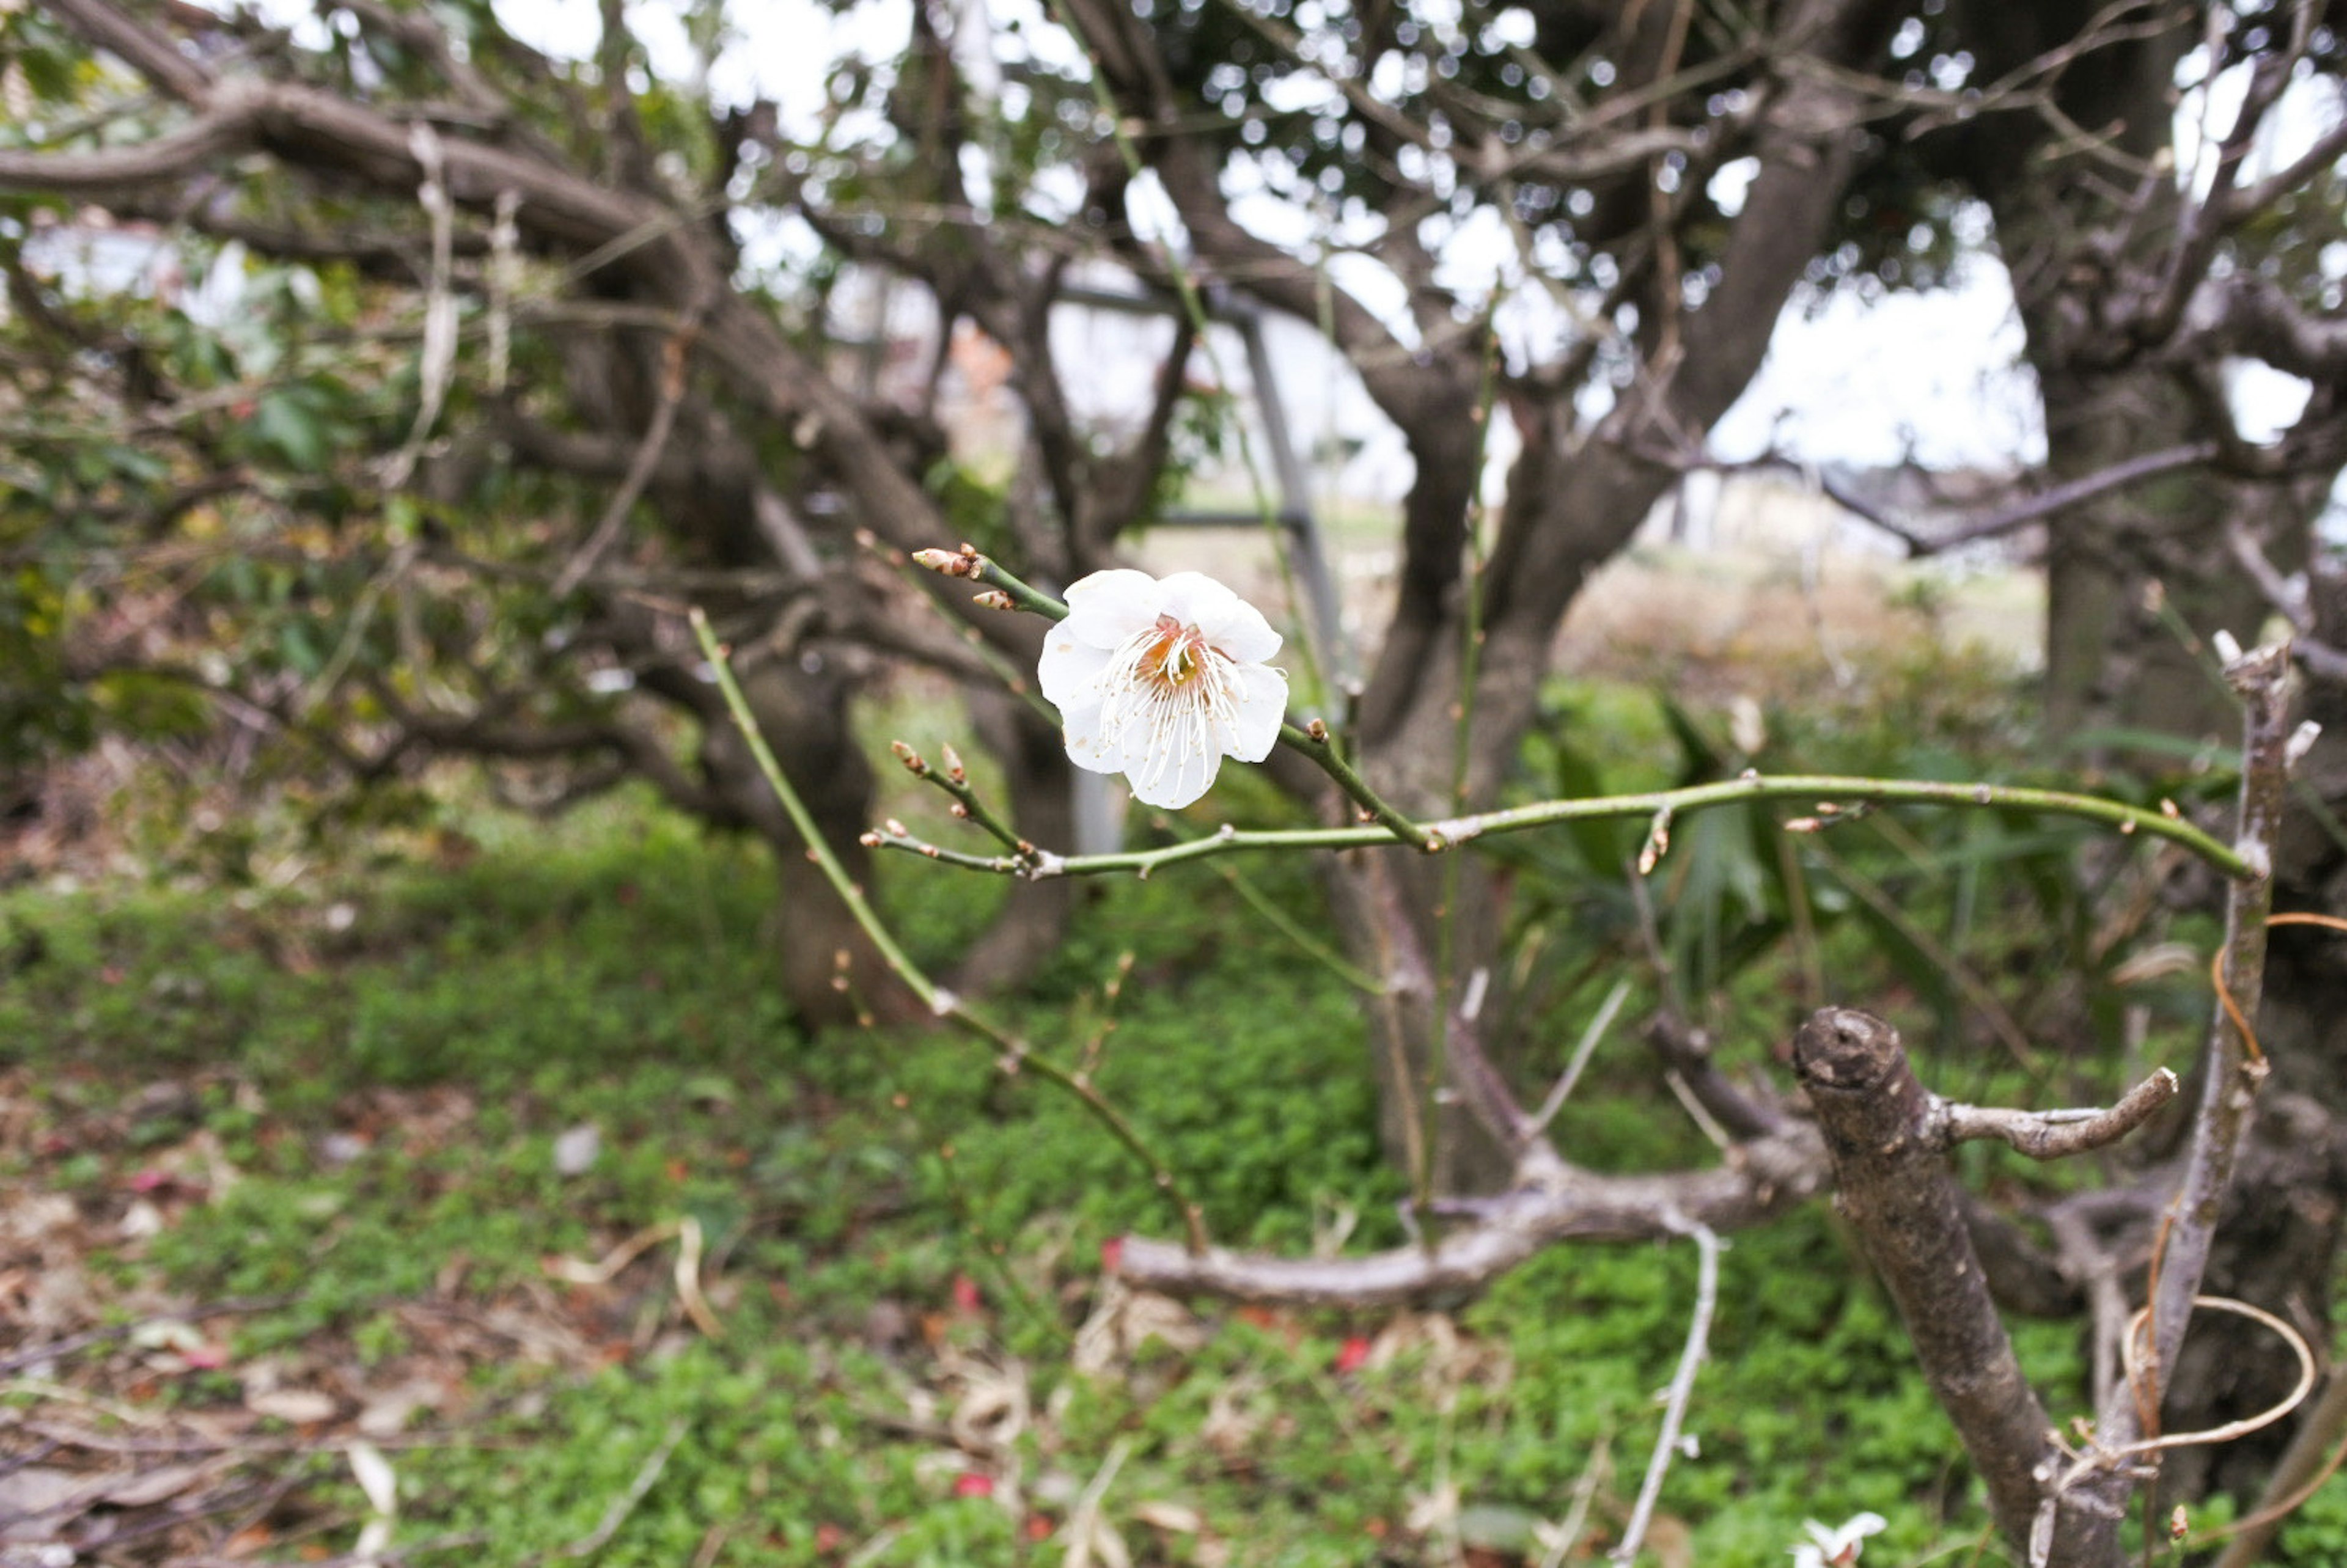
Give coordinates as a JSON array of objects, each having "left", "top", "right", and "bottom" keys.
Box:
[
  {"left": 1038, "top": 628, "right": 1112, "bottom": 708},
  {"left": 1061, "top": 694, "right": 1123, "bottom": 775},
  {"left": 1154, "top": 571, "right": 1240, "bottom": 628},
  {"left": 1222, "top": 662, "right": 1288, "bottom": 761},
  {"left": 1062, "top": 569, "right": 1164, "bottom": 649},
  {"left": 1124, "top": 737, "right": 1220, "bottom": 809},
  {"left": 1175, "top": 575, "right": 1282, "bottom": 664}
]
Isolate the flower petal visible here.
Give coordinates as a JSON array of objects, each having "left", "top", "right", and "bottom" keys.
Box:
[
  {"left": 1169, "top": 573, "right": 1282, "bottom": 664},
  {"left": 1153, "top": 571, "right": 1238, "bottom": 627},
  {"left": 1038, "top": 626, "right": 1112, "bottom": 708},
  {"left": 1222, "top": 662, "right": 1288, "bottom": 762},
  {"left": 1062, "top": 569, "right": 1164, "bottom": 649},
  {"left": 1057, "top": 689, "right": 1122, "bottom": 775},
  {"left": 1123, "top": 736, "right": 1220, "bottom": 810}
]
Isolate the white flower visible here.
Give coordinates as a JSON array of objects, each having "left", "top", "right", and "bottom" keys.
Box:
[
  {"left": 1789, "top": 1513, "right": 1887, "bottom": 1568},
  {"left": 1037, "top": 568, "right": 1288, "bottom": 810}
]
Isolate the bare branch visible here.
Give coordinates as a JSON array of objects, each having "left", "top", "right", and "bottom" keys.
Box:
[
  {"left": 1784, "top": 442, "right": 2227, "bottom": 557},
  {"left": 1793, "top": 1006, "right": 2060, "bottom": 1555},
  {"left": 551, "top": 302, "right": 708, "bottom": 597},
  {"left": 2053, "top": 640, "right": 2294, "bottom": 1563},
  {"left": 1115, "top": 1125, "right": 1827, "bottom": 1306},
  {"left": 2181, "top": 275, "right": 2347, "bottom": 383},
  {"left": 0, "top": 100, "right": 258, "bottom": 195},
  {"left": 1942, "top": 1068, "right": 2180, "bottom": 1160},
  {"left": 2135, "top": 1, "right": 2317, "bottom": 347},
  {"left": 46, "top": 0, "right": 218, "bottom": 103}
]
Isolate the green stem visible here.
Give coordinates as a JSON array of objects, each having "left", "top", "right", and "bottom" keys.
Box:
[
  {"left": 1216, "top": 863, "right": 1388, "bottom": 995},
  {"left": 1427, "top": 306, "right": 1508, "bottom": 1220},
  {"left": 892, "top": 742, "right": 1033, "bottom": 860},
  {"left": 969, "top": 555, "right": 1068, "bottom": 622},
  {"left": 1282, "top": 721, "right": 1433, "bottom": 847},
  {"left": 691, "top": 609, "right": 1210, "bottom": 1255}
]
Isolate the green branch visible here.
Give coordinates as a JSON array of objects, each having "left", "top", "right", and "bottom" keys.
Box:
[{"left": 869, "top": 772, "right": 2252, "bottom": 881}]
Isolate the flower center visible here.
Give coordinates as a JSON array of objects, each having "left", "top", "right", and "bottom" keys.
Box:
[
  {"left": 1097, "top": 613, "right": 1242, "bottom": 791},
  {"left": 1145, "top": 614, "right": 1204, "bottom": 687}
]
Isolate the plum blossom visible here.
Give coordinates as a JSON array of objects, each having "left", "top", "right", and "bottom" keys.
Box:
[
  {"left": 1789, "top": 1513, "right": 1887, "bottom": 1568},
  {"left": 1037, "top": 568, "right": 1288, "bottom": 809}
]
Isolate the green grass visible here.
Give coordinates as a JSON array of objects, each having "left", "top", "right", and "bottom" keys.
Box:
[{"left": 0, "top": 672, "right": 2257, "bottom": 1568}]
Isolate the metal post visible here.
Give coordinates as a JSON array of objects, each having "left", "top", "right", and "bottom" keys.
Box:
[{"left": 1050, "top": 281, "right": 1351, "bottom": 686}]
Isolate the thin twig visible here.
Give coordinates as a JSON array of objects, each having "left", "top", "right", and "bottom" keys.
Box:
[
  {"left": 552, "top": 302, "right": 706, "bottom": 598},
  {"left": 887, "top": 741, "right": 1032, "bottom": 859},
  {"left": 1610, "top": 1214, "right": 1720, "bottom": 1564},
  {"left": 1526, "top": 979, "right": 1633, "bottom": 1138}
]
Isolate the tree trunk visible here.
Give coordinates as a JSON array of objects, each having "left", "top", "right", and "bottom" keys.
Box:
[{"left": 1324, "top": 7, "right": 1887, "bottom": 1190}]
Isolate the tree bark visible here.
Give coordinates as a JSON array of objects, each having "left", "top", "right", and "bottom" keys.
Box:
[{"left": 1793, "top": 1007, "right": 2073, "bottom": 1560}]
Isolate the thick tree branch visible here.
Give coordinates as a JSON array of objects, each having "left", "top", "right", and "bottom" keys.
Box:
[
  {"left": 1793, "top": 1006, "right": 2063, "bottom": 1556},
  {"left": 0, "top": 101, "right": 259, "bottom": 194}
]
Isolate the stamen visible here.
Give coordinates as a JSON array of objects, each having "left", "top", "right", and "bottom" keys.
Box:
[{"left": 1093, "top": 617, "right": 1241, "bottom": 795}]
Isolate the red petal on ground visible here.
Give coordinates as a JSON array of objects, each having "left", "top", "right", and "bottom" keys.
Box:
[
  {"left": 1333, "top": 1335, "right": 1372, "bottom": 1374},
  {"left": 953, "top": 1472, "right": 995, "bottom": 1498}
]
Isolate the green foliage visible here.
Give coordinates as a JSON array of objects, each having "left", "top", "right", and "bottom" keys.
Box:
[{"left": 5, "top": 770, "right": 2223, "bottom": 1566}]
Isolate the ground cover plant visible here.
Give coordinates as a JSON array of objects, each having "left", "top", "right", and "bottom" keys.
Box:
[{"left": 7, "top": 607, "right": 2338, "bottom": 1566}]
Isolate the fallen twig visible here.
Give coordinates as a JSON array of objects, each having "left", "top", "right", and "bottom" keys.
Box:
[{"left": 1610, "top": 1214, "right": 1719, "bottom": 1564}]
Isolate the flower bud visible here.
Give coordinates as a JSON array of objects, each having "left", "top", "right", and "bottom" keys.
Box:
[
  {"left": 891, "top": 740, "right": 927, "bottom": 774},
  {"left": 973, "top": 590, "right": 1016, "bottom": 610},
  {"left": 912, "top": 548, "right": 972, "bottom": 576},
  {"left": 941, "top": 742, "right": 967, "bottom": 783}
]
